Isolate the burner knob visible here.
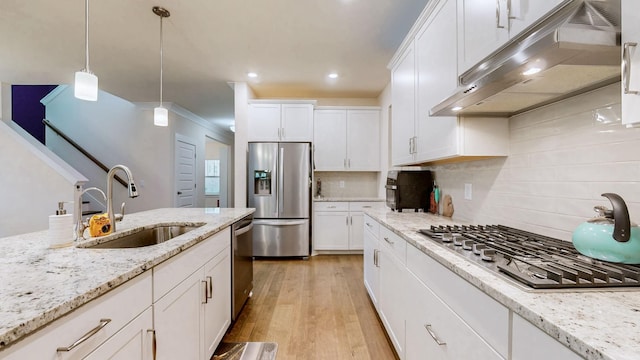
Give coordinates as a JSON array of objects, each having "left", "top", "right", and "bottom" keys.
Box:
[
  {"left": 441, "top": 233, "right": 453, "bottom": 243},
  {"left": 480, "top": 248, "right": 496, "bottom": 262},
  {"left": 453, "top": 236, "right": 464, "bottom": 246},
  {"left": 462, "top": 239, "right": 475, "bottom": 250},
  {"left": 472, "top": 243, "right": 486, "bottom": 255}
]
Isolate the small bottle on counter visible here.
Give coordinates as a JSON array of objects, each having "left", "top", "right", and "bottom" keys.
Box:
[{"left": 49, "top": 201, "right": 74, "bottom": 248}]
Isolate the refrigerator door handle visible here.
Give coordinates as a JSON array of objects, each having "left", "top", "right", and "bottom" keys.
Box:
[
  {"left": 278, "top": 146, "right": 285, "bottom": 216},
  {"left": 253, "top": 219, "right": 308, "bottom": 226}
]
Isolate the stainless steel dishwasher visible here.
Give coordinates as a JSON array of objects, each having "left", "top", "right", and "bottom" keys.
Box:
[{"left": 232, "top": 214, "right": 254, "bottom": 321}]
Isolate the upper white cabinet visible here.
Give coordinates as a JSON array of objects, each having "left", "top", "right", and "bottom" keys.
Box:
[
  {"left": 457, "top": 0, "right": 567, "bottom": 74},
  {"left": 314, "top": 108, "right": 380, "bottom": 171},
  {"left": 248, "top": 103, "right": 314, "bottom": 142},
  {"left": 622, "top": 0, "right": 640, "bottom": 125},
  {"left": 390, "top": 0, "right": 509, "bottom": 166}
]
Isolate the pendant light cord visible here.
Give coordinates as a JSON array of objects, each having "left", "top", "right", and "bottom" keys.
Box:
[
  {"left": 84, "top": 0, "right": 90, "bottom": 72},
  {"left": 159, "top": 14, "right": 163, "bottom": 107}
]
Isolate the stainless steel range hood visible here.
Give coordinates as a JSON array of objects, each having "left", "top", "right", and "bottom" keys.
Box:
[{"left": 430, "top": 0, "right": 621, "bottom": 117}]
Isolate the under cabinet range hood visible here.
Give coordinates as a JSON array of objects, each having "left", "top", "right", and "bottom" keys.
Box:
[{"left": 431, "top": 0, "right": 621, "bottom": 117}]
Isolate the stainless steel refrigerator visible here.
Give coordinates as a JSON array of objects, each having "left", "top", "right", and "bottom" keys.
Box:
[{"left": 248, "top": 142, "right": 311, "bottom": 257}]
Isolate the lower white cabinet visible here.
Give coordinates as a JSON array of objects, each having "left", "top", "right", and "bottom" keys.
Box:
[
  {"left": 0, "top": 272, "right": 153, "bottom": 360},
  {"left": 153, "top": 227, "right": 231, "bottom": 360},
  {"left": 313, "top": 201, "right": 384, "bottom": 251},
  {"left": 378, "top": 226, "right": 407, "bottom": 359},
  {"left": 512, "top": 314, "right": 583, "bottom": 360},
  {"left": 363, "top": 215, "right": 380, "bottom": 309}
]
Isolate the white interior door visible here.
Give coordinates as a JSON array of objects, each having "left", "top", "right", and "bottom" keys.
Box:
[{"left": 175, "top": 135, "right": 197, "bottom": 207}]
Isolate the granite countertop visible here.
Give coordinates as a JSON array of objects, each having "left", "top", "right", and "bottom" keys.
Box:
[
  {"left": 313, "top": 197, "right": 385, "bottom": 202},
  {"left": 364, "top": 209, "right": 640, "bottom": 360},
  {"left": 0, "top": 207, "right": 254, "bottom": 350}
]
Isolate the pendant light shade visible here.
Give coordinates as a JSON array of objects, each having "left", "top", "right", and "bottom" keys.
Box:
[
  {"left": 74, "top": 0, "right": 98, "bottom": 101},
  {"left": 153, "top": 6, "right": 170, "bottom": 127}
]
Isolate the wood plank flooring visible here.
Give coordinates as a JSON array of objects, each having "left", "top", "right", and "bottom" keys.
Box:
[{"left": 222, "top": 255, "right": 398, "bottom": 360}]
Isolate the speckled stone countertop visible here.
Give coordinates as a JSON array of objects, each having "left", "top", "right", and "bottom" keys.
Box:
[
  {"left": 0, "top": 207, "right": 254, "bottom": 350},
  {"left": 365, "top": 209, "right": 640, "bottom": 360},
  {"left": 313, "top": 197, "right": 385, "bottom": 202}
]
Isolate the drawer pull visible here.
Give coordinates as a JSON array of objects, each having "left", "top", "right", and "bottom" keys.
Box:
[
  {"left": 206, "top": 276, "right": 213, "bottom": 299},
  {"left": 384, "top": 237, "right": 395, "bottom": 245},
  {"left": 148, "top": 329, "right": 157, "bottom": 360},
  {"left": 327, "top": 205, "right": 336, "bottom": 208},
  {"left": 362, "top": 206, "right": 371, "bottom": 208},
  {"left": 202, "top": 280, "right": 209, "bottom": 304},
  {"left": 57, "top": 318, "right": 111, "bottom": 352},
  {"left": 365, "top": 222, "right": 372, "bottom": 227},
  {"left": 623, "top": 42, "right": 639, "bottom": 95},
  {"left": 425, "top": 324, "right": 446, "bottom": 346}
]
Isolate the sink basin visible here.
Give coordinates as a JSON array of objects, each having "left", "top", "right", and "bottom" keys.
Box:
[{"left": 81, "top": 224, "right": 203, "bottom": 249}]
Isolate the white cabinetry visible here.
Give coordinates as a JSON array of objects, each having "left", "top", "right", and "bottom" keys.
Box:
[
  {"left": 512, "top": 314, "right": 583, "bottom": 360},
  {"left": 378, "top": 226, "right": 407, "bottom": 359},
  {"left": 363, "top": 215, "right": 380, "bottom": 309},
  {"left": 406, "top": 244, "right": 507, "bottom": 359},
  {"left": 622, "top": 0, "right": 640, "bottom": 125},
  {"left": 457, "top": 0, "right": 567, "bottom": 74},
  {"left": 248, "top": 103, "right": 314, "bottom": 141},
  {"left": 1, "top": 272, "right": 153, "bottom": 360},
  {"left": 313, "top": 201, "right": 384, "bottom": 251},
  {"left": 153, "top": 228, "right": 231, "bottom": 360},
  {"left": 313, "top": 108, "right": 380, "bottom": 171},
  {"left": 390, "top": 0, "right": 509, "bottom": 166}
]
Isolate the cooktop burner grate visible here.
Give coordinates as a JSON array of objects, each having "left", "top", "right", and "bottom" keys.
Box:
[{"left": 419, "top": 225, "right": 640, "bottom": 289}]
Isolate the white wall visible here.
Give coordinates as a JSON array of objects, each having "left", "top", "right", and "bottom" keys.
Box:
[
  {"left": 377, "top": 82, "right": 392, "bottom": 198},
  {"left": 43, "top": 86, "right": 233, "bottom": 213},
  {"left": 0, "top": 121, "right": 86, "bottom": 236},
  {"left": 430, "top": 83, "right": 640, "bottom": 241},
  {"left": 1, "top": 82, "right": 11, "bottom": 123},
  {"left": 233, "top": 82, "right": 254, "bottom": 207}
]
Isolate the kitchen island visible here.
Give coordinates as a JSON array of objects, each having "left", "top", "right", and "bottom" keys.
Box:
[
  {"left": 0, "top": 207, "right": 254, "bottom": 355},
  {"left": 365, "top": 208, "right": 640, "bottom": 360}
]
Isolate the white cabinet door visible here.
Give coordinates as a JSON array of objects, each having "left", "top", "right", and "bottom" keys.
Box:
[
  {"left": 154, "top": 269, "right": 204, "bottom": 360},
  {"left": 313, "top": 110, "right": 347, "bottom": 170},
  {"left": 349, "top": 212, "right": 364, "bottom": 250},
  {"left": 391, "top": 41, "right": 417, "bottom": 166},
  {"left": 203, "top": 248, "right": 231, "bottom": 359},
  {"left": 415, "top": 0, "right": 459, "bottom": 162},
  {"left": 508, "top": 0, "right": 566, "bottom": 36},
  {"left": 347, "top": 110, "right": 380, "bottom": 171},
  {"left": 85, "top": 307, "right": 153, "bottom": 360},
  {"left": 363, "top": 219, "right": 380, "bottom": 308},
  {"left": 281, "top": 104, "right": 314, "bottom": 141},
  {"left": 622, "top": 0, "right": 640, "bottom": 125},
  {"left": 379, "top": 236, "right": 406, "bottom": 359},
  {"left": 313, "top": 211, "right": 349, "bottom": 250},
  {"left": 457, "top": 0, "right": 510, "bottom": 74},
  {"left": 248, "top": 104, "right": 281, "bottom": 141},
  {"left": 512, "top": 314, "right": 583, "bottom": 360}
]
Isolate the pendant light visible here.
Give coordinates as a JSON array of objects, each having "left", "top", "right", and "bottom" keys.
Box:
[
  {"left": 153, "top": 6, "right": 170, "bottom": 127},
  {"left": 74, "top": 0, "right": 98, "bottom": 101}
]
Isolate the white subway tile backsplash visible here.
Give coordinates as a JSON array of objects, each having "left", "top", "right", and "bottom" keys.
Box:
[{"left": 430, "top": 84, "right": 640, "bottom": 242}]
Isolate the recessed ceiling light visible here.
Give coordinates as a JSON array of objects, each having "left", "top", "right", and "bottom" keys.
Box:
[
  {"left": 328, "top": 73, "right": 339, "bottom": 79},
  {"left": 451, "top": 106, "right": 463, "bottom": 112},
  {"left": 247, "top": 72, "right": 258, "bottom": 78}
]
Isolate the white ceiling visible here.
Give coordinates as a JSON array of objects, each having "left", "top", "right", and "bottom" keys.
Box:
[{"left": 0, "top": 0, "right": 428, "bottom": 129}]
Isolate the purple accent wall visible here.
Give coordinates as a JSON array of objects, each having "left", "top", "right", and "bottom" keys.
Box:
[{"left": 11, "top": 85, "right": 58, "bottom": 144}]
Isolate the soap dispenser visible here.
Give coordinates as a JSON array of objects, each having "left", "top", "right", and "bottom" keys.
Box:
[{"left": 49, "top": 202, "right": 74, "bottom": 248}]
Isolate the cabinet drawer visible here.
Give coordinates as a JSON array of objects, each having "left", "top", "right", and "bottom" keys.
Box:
[
  {"left": 406, "top": 271, "right": 503, "bottom": 360},
  {"left": 1, "top": 272, "right": 152, "bottom": 359},
  {"left": 363, "top": 215, "right": 379, "bottom": 239},
  {"left": 512, "top": 314, "right": 583, "bottom": 360},
  {"left": 313, "top": 201, "right": 349, "bottom": 211},
  {"left": 349, "top": 201, "right": 385, "bottom": 212},
  {"left": 406, "top": 243, "right": 509, "bottom": 358},
  {"left": 380, "top": 225, "right": 406, "bottom": 264},
  {"left": 153, "top": 228, "right": 230, "bottom": 302}
]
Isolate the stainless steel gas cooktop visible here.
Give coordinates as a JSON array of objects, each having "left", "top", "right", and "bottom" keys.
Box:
[{"left": 419, "top": 225, "right": 640, "bottom": 290}]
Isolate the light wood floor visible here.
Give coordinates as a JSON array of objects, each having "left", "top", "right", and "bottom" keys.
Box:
[{"left": 221, "top": 255, "right": 398, "bottom": 360}]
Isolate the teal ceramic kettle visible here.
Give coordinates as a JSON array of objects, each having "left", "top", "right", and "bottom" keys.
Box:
[{"left": 572, "top": 193, "right": 640, "bottom": 264}]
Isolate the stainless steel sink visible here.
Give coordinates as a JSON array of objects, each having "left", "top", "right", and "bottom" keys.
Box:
[{"left": 80, "top": 224, "right": 203, "bottom": 249}]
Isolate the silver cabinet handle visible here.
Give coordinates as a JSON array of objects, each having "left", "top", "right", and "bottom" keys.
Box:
[
  {"left": 365, "top": 222, "right": 373, "bottom": 228},
  {"left": 374, "top": 249, "right": 379, "bottom": 267},
  {"left": 362, "top": 206, "right": 371, "bottom": 208},
  {"left": 202, "top": 280, "right": 209, "bottom": 304},
  {"left": 147, "top": 329, "right": 157, "bottom": 360},
  {"left": 348, "top": 158, "right": 351, "bottom": 168},
  {"left": 281, "top": 127, "right": 285, "bottom": 139},
  {"left": 206, "top": 276, "right": 213, "bottom": 299},
  {"left": 57, "top": 319, "right": 111, "bottom": 352},
  {"left": 383, "top": 236, "right": 395, "bottom": 245},
  {"left": 327, "top": 205, "right": 336, "bottom": 208},
  {"left": 496, "top": 0, "right": 505, "bottom": 29},
  {"left": 624, "top": 42, "right": 639, "bottom": 95},
  {"left": 425, "top": 324, "right": 446, "bottom": 346},
  {"left": 346, "top": 216, "right": 349, "bottom": 226},
  {"left": 344, "top": 158, "right": 347, "bottom": 168}
]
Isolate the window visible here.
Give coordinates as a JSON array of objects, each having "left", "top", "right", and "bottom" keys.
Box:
[{"left": 205, "top": 159, "right": 220, "bottom": 195}]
